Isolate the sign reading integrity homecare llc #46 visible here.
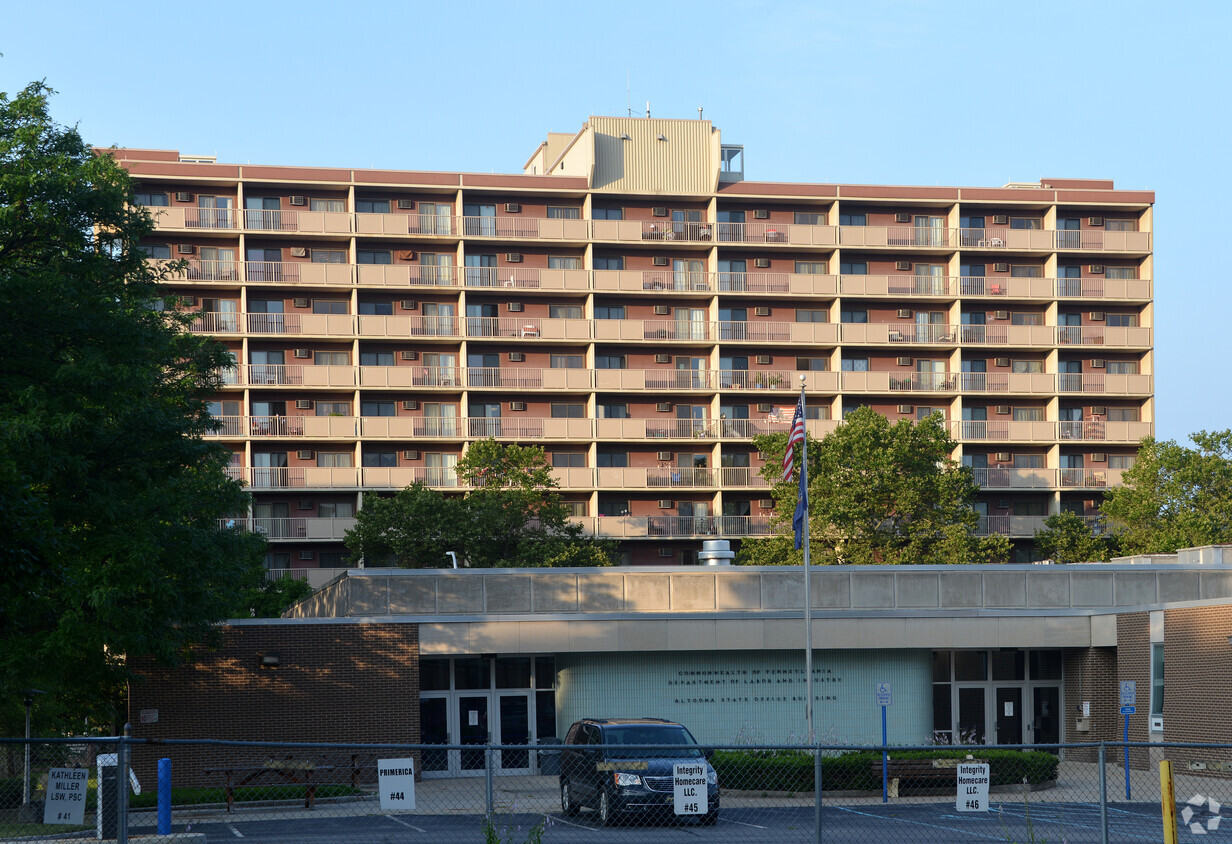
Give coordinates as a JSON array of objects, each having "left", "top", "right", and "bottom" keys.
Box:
[
  {"left": 673, "top": 763, "right": 708, "bottom": 815},
  {"left": 956, "top": 762, "right": 990, "bottom": 812},
  {"left": 377, "top": 758, "right": 416, "bottom": 813},
  {"left": 42, "top": 768, "right": 88, "bottom": 825}
]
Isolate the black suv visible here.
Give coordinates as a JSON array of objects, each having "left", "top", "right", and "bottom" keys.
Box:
[{"left": 559, "top": 718, "right": 719, "bottom": 826}]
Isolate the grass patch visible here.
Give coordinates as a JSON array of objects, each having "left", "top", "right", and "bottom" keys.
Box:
[
  {"left": 128, "top": 783, "right": 362, "bottom": 809},
  {"left": 0, "top": 821, "right": 94, "bottom": 836}
]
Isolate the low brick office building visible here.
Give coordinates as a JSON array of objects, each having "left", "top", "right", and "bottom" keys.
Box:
[{"left": 130, "top": 548, "right": 1232, "bottom": 782}]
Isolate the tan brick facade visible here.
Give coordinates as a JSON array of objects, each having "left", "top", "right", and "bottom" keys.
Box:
[{"left": 1062, "top": 646, "right": 1118, "bottom": 761}]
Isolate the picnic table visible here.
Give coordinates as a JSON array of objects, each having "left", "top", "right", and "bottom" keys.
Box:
[{"left": 205, "top": 757, "right": 337, "bottom": 812}]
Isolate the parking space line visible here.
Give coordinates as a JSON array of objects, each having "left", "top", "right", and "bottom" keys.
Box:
[
  {"left": 386, "top": 815, "right": 428, "bottom": 833},
  {"left": 545, "top": 813, "right": 597, "bottom": 831},
  {"left": 226, "top": 823, "right": 244, "bottom": 837},
  {"left": 724, "top": 817, "right": 768, "bottom": 828},
  {"left": 831, "top": 805, "right": 1003, "bottom": 840}
]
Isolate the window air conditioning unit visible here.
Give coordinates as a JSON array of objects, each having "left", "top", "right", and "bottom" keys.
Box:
[
  {"left": 993, "top": 262, "right": 1010, "bottom": 273},
  {"left": 897, "top": 404, "right": 914, "bottom": 414},
  {"left": 895, "top": 261, "right": 912, "bottom": 271},
  {"left": 1088, "top": 264, "right": 1105, "bottom": 274},
  {"left": 753, "top": 208, "right": 769, "bottom": 219},
  {"left": 896, "top": 308, "right": 912, "bottom": 318},
  {"left": 894, "top": 212, "right": 911, "bottom": 223},
  {"left": 896, "top": 356, "right": 913, "bottom": 366},
  {"left": 298, "top": 550, "right": 314, "bottom": 560},
  {"left": 653, "top": 304, "right": 670, "bottom": 315},
  {"left": 174, "top": 191, "right": 193, "bottom": 203},
  {"left": 992, "top": 214, "right": 1009, "bottom": 225},
  {"left": 995, "top": 405, "right": 1011, "bottom": 415},
  {"left": 656, "top": 451, "right": 673, "bottom": 461},
  {"left": 759, "top": 499, "right": 775, "bottom": 508},
  {"left": 297, "top": 499, "right": 313, "bottom": 510},
  {"left": 1091, "top": 452, "right": 1107, "bottom": 462},
  {"left": 295, "top": 399, "right": 313, "bottom": 409},
  {"left": 1092, "top": 405, "right": 1108, "bottom": 415},
  {"left": 1088, "top": 216, "right": 1104, "bottom": 227},
  {"left": 402, "top": 400, "right": 419, "bottom": 410},
  {"left": 756, "top": 402, "right": 774, "bottom": 413},
  {"left": 652, "top": 206, "right": 669, "bottom": 217},
  {"left": 293, "top": 348, "right": 311, "bottom": 358},
  {"left": 653, "top": 256, "right": 669, "bottom": 266},
  {"left": 290, "top": 247, "right": 308, "bottom": 258},
  {"left": 180, "top": 296, "right": 197, "bottom": 306},
  {"left": 296, "top": 449, "right": 315, "bottom": 460},
  {"left": 993, "top": 310, "right": 1009, "bottom": 320},
  {"left": 505, "top": 252, "right": 522, "bottom": 263},
  {"left": 994, "top": 357, "right": 1010, "bottom": 367},
  {"left": 654, "top": 353, "right": 672, "bottom": 363},
  {"left": 177, "top": 244, "right": 195, "bottom": 254},
  {"left": 400, "top": 350, "right": 418, "bottom": 360},
  {"left": 397, "top": 199, "right": 415, "bottom": 210},
  {"left": 1089, "top": 311, "right": 1105, "bottom": 321},
  {"left": 289, "top": 195, "right": 306, "bottom": 206},
  {"left": 504, "top": 202, "right": 521, "bottom": 213},
  {"left": 754, "top": 306, "right": 771, "bottom": 317},
  {"left": 398, "top": 250, "right": 416, "bottom": 261},
  {"left": 510, "top": 401, "right": 526, "bottom": 411},
  {"left": 754, "top": 258, "right": 771, "bottom": 268},
  {"left": 508, "top": 351, "right": 524, "bottom": 361},
  {"left": 1090, "top": 358, "right": 1106, "bottom": 368},
  {"left": 656, "top": 402, "right": 672, "bottom": 412},
  {"left": 995, "top": 452, "right": 1012, "bottom": 462},
  {"left": 755, "top": 354, "right": 772, "bottom": 364},
  {"left": 657, "top": 499, "right": 674, "bottom": 509},
  {"left": 400, "top": 300, "right": 418, "bottom": 310},
  {"left": 403, "top": 450, "right": 420, "bottom": 460},
  {"left": 292, "top": 298, "right": 309, "bottom": 308},
  {"left": 507, "top": 301, "right": 523, "bottom": 312},
  {"left": 658, "top": 547, "right": 674, "bottom": 558}
]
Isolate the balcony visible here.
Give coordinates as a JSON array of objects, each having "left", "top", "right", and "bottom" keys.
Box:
[
  {"left": 232, "top": 466, "right": 361, "bottom": 489},
  {"left": 593, "top": 220, "right": 715, "bottom": 244},
  {"left": 222, "top": 516, "right": 356, "bottom": 541},
  {"left": 839, "top": 275, "right": 958, "bottom": 297},
  {"left": 574, "top": 515, "right": 773, "bottom": 539},
  {"left": 356, "top": 265, "right": 456, "bottom": 287},
  {"left": 971, "top": 468, "right": 1056, "bottom": 490},
  {"left": 362, "top": 417, "right": 463, "bottom": 438},
  {"left": 356, "top": 212, "right": 456, "bottom": 237},
  {"left": 461, "top": 266, "right": 589, "bottom": 291},
  {"left": 712, "top": 221, "right": 837, "bottom": 247},
  {"left": 952, "top": 420, "right": 1070, "bottom": 442},
  {"left": 459, "top": 215, "right": 587, "bottom": 241},
  {"left": 1059, "top": 468, "right": 1125, "bottom": 489},
  {"left": 975, "top": 515, "right": 1048, "bottom": 538},
  {"left": 242, "top": 208, "right": 352, "bottom": 234},
  {"left": 356, "top": 314, "right": 461, "bottom": 338},
  {"left": 1056, "top": 373, "right": 1153, "bottom": 395},
  {"left": 957, "top": 276, "right": 1152, "bottom": 301},
  {"left": 840, "top": 323, "right": 958, "bottom": 344},
  {"left": 244, "top": 364, "right": 356, "bottom": 387},
  {"left": 357, "top": 366, "right": 462, "bottom": 389},
  {"left": 247, "top": 261, "right": 355, "bottom": 286},
  {"left": 464, "top": 367, "right": 591, "bottom": 390},
  {"left": 839, "top": 226, "right": 955, "bottom": 248},
  {"left": 361, "top": 467, "right": 461, "bottom": 488},
  {"left": 464, "top": 316, "right": 591, "bottom": 341},
  {"left": 836, "top": 226, "right": 1151, "bottom": 253},
  {"left": 464, "top": 417, "right": 593, "bottom": 440},
  {"left": 205, "top": 416, "right": 359, "bottom": 438}
]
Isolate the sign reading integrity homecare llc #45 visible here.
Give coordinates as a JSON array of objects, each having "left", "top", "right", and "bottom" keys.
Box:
[
  {"left": 42, "top": 768, "right": 88, "bottom": 825},
  {"left": 377, "top": 758, "right": 416, "bottom": 813},
  {"left": 673, "top": 762, "right": 708, "bottom": 815},
  {"left": 956, "top": 762, "right": 990, "bottom": 812}
]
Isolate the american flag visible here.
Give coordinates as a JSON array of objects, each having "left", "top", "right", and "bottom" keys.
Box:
[{"left": 780, "top": 396, "right": 806, "bottom": 482}]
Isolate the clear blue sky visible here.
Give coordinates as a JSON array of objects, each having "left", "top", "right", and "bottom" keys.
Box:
[{"left": 5, "top": 0, "right": 1226, "bottom": 443}]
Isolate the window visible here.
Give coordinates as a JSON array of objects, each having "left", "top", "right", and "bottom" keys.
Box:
[
  {"left": 839, "top": 261, "right": 868, "bottom": 275},
  {"left": 795, "top": 261, "right": 827, "bottom": 274},
  {"left": 1108, "top": 406, "right": 1141, "bottom": 421},
  {"left": 595, "top": 354, "right": 626, "bottom": 369},
  {"left": 356, "top": 199, "right": 390, "bottom": 214},
  {"left": 1013, "top": 407, "right": 1045, "bottom": 421},
  {"left": 313, "top": 299, "right": 348, "bottom": 314},
  {"left": 597, "top": 451, "right": 629, "bottom": 468},
  {"left": 1010, "top": 265, "right": 1042, "bottom": 277},
  {"left": 1011, "top": 312, "right": 1042, "bottom": 325},
  {"left": 1009, "top": 217, "right": 1042, "bottom": 229},
  {"left": 358, "top": 301, "right": 394, "bottom": 315},
  {"left": 1106, "top": 361, "right": 1140, "bottom": 375},
  {"left": 547, "top": 256, "right": 582, "bottom": 270},
  {"left": 841, "top": 357, "right": 869, "bottom": 372},
  {"left": 360, "top": 350, "right": 395, "bottom": 366},
  {"left": 795, "top": 309, "right": 829, "bottom": 323},
  {"left": 598, "top": 498, "right": 630, "bottom": 516},
  {"left": 360, "top": 401, "right": 397, "bottom": 417},
  {"left": 141, "top": 244, "right": 172, "bottom": 260},
  {"left": 551, "top": 403, "right": 585, "bottom": 418},
  {"left": 546, "top": 206, "right": 580, "bottom": 219},
  {"left": 564, "top": 501, "right": 588, "bottom": 518},
  {"left": 549, "top": 304, "right": 583, "bottom": 319},
  {"left": 839, "top": 212, "right": 866, "bottom": 226},
  {"left": 318, "top": 501, "right": 355, "bottom": 518},
  {"left": 796, "top": 357, "right": 829, "bottom": 371},
  {"left": 1011, "top": 360, "right": 1044, "bottom": 373},
  {"left": 357, "top": 249, "right": 392, "bottom": 265},
  {"left": 794, "top": 212, "right": 825, "bottom": 225},
  {"left": 1150, "top": 642, "right": 1164, "bottom": 718},
  {"left": 1109, "top": 454, "right": 1137, "bottom": 469},
  {"left": 316, "top": 452, "right": 353, "bottom": 467},
  {"left": 134, "top": 191, "right": 169, "bottom": 207},
  {"left": 1012, "top": 453, "right": 1044, "bottom": 468},
  {"left": 593, "top": 207, "right": 623, "bottom": 220},
  {"left": 598, "top": 403, "right": 629, "bottom": 419},
  {"left": 840, "top": 308, "right": 868, "bottom": 323},
  {"left": 805, "top": 405, "right": 831, "bottom": 420},
  {"left": 312, "top": 249, "right": 347, "bottom": 263},
  {"left": 1106, "top": 218, "right": 1138, "bottom": 232},
  {"left": 551, "top": 451, "right": 586, "bottom": 468},
  {"left": 550, "top": 354, "right": 584, "bottom": 369},
  {"left": 316, "top": 401, "right": 350, "bottom": 416},
  {"left": 310, "top": 198, "right": 345, "bottom": 212},
  {"left": 314, "top": 351, "right": 348, "bottom": 366},
  {"left": 1013, "top": 500, "right": 1048, "bottom": 516},
  {"left": 593, "top": 305, "right": 625, "bottom": 319},
  {"left": 593, "top": 256, "right": 624, "bottom": 270},
  {"left": 363, "top": 450, "right": 398, "bottom": 467},
  {"left": 1105, "top": 266, "right": 1139, "bottom": 279},
  {"left": 1106, "top": 314, "right": 1139, "bottom": 327}
]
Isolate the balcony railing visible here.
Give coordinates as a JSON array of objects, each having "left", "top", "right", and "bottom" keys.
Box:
[
  {"left": 220, "top": 516, "right": 357, "bottom": 540},
  {"left": 462, "top": 267, "right": 589, "bottom": 291},
  {"left": 971, "top": 468, "right": 1056, "bottom": 490},
  {"left": 839, "top": 275, "right": 958, "bottom": 297},
  {"left": 459, "top": 216, "right": 587, "bottom": 240}
]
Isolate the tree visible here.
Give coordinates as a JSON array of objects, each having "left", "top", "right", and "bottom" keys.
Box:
[
  {"left": 1034, "top": 512, "right": 1119, "bottom": 563},
  {"left": 1099, "top": 431, "right": 1232, "bottom": 554},
  {"left": 0, "top": 82, "right": 267, "bottom": 728},
  {"left": 346, "top": 440, "right": 615, "bottom": 568},
  {"left": 742, "top": 408, "right": 1011, "bottom": 565}
]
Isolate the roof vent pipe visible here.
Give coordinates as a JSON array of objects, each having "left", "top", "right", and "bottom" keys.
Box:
[{"left": 699, "top": 540, "right": 735, "bottom": 566}]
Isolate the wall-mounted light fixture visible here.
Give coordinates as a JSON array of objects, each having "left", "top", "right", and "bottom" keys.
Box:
[
  {"left": 619, "top": 133, "right": 631, "bottom": 141},
  {"left": 259, "top": 652, "right": 281, "bottom": 669}
]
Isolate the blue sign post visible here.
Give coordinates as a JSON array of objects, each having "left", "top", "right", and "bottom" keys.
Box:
[
  {"left": 1119, "top": 681, "right": 1136, "bottom": 799},
  {"left": 875, "top": 682, "right": 892, "bottom": 802}
]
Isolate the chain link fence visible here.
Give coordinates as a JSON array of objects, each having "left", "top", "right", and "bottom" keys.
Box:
[{"left": 2, "top": 735, "right": 1228, "bottom": 842}]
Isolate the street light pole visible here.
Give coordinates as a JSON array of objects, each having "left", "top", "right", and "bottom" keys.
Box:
[{"left": 20, "top": 689, "right": 45, "bottom": 821}]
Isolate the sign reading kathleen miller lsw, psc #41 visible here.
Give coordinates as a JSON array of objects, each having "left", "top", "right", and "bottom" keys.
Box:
[
  {"left": 43, "top": 768, "right": 88, "bottom": 825},
  {"left": 673, "top": 762, "right": 708, "bottom": 815},
  {"left": 956, "top": 762, "right": 990, "bottom": 812},
  {"left": 377, "top": 758, "right": 416, "bottom": 813}
]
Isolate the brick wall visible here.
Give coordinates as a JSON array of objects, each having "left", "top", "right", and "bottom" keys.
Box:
[
  {"left": 1159, "top": 606, "right": 1232, "bottom": 777},
  {"left": 1062, "top": 646, "right": 1118, "bottom": 762},
  {"left": 128, "top": 622, "right": 419, "bottom": 787},
  {"left": 1116, "top": 611, "right": 1152, "bottom": 769}
]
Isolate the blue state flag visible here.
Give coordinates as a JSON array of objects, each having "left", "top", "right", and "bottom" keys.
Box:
[{"left": 793, "top": 446, "right": 808, "bottom": 550}]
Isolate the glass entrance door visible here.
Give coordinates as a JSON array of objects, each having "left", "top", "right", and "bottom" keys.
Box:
[
  {"left": 497, "top": 693, "right": 531, "bottom": 771},
  {"left": 995, "top": 687, "right": 1023, "bottom": 745},
  {"left": 957, "top": 687, "right": 987, "bottom": 745},
  {"left": 420, "top": 696, "right": 449, "bottom": 773},
  {"left": 458, "top": 696, "right": 489, "bottom": 771},
  {"left": 1033, "top": 687, "right": 1061, "bottom": 744}
]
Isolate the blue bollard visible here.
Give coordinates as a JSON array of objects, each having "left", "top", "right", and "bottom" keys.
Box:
[{"left": 157, "top": 758, "right": 172, "bottom": 835}]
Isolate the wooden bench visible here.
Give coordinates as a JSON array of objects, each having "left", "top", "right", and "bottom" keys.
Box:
[
  {"left": 205, "top": 757, "right": 336, "bottom": 812},
  {"left": 873, "top": 758, "right": 959, "bottom": 798}
]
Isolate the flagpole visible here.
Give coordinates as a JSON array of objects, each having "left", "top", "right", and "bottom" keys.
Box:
[{"left": 799, "top": 376, "right": 814, "bottom": 737}]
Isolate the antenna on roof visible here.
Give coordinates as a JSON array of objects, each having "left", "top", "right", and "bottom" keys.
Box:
[
  {"left": 627, "top": 70, "right": 631, "bottom": 117},
  {"left": 698, "top": 106, "right": 703, "bottom": 120},
  {"left": 646, "top": 101, "right": 650, "bottom": 119}
]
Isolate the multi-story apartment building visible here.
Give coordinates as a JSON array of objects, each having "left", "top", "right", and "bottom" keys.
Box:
[{"left": 113, "top": 116, "right": 1154, "bottom": 573}]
